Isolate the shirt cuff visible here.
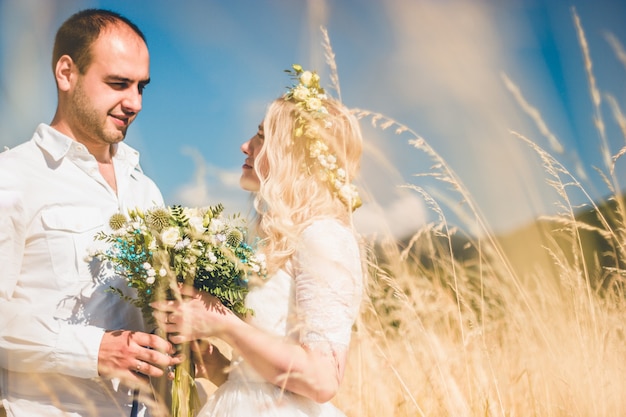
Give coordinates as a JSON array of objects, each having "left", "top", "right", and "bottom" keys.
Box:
[{"left": 54, "top": 324, "right": 105, "bottom": 378}]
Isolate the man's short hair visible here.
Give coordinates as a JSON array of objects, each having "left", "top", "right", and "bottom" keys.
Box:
[{"left": 52, "top": 8, "right": 146, "bottom": 74}]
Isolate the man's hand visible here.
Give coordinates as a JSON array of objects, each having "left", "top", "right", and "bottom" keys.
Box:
[{"left": 98, "top": 330, "right": 181, "bottom": 390}]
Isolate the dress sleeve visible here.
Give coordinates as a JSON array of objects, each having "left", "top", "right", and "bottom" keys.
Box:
[{"left": 293, "top": 219, "right": 363, "bottom": 353}]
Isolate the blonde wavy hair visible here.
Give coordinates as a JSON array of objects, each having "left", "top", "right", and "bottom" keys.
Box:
[{"left": 251, "top": 96, "right": 364, "bottom": 274}]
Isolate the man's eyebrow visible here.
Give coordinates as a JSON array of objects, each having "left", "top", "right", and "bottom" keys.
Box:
[{"left": 105, "top": 75, "right": 151, "bottom": 85}]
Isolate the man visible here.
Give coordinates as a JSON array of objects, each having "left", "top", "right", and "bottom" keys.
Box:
[{"left": 0, "top": 9, "right": 179, "bottom": 416}]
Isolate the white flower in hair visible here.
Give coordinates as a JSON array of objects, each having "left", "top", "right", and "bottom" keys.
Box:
[
  {"left": 307, "top": 97, "right": 323, "bottom": 111},
  {"left": 293, "top": 85, "right": 310, "bottom": 102},
  {"left": 300, "top": 70, "right": 313, "bottom": 86},
  {"left": 284, "top": 64, "right": 362, "bottom": 211}
]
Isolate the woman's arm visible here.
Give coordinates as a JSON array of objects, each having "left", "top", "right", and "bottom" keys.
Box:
[
  {"left": 153, "top": 288, "right": 344, "bottom": 402},
  {"left": 152, "top": 221, "right": 363, "bottom": 403}
]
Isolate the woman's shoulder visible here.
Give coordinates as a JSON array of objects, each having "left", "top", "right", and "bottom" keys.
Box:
[
  {"left": 297, "top": 218, "right": 360, "bottom": 259},
  {"left": 301, "top": 218, "right": 356, "bottom": 241},
  {"left": 293, "top": 218, "right": 363, "bottom": 287}
]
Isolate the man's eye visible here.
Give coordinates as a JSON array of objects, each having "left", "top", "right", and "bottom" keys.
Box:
[{"left": 109, "top": 82, "right": 127, "bottom": 90}]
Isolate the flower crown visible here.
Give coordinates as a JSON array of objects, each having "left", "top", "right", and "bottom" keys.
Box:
[{"left": 283, "top": 64, "right": 361, "bottom": 211}]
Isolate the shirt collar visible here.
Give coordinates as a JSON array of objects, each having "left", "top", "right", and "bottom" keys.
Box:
[
  {"left": 34, "top": 123, "right": 141, "bottom": 171},
  {"left": 34, "top": 123, "right": 73, "bottom": 161}
]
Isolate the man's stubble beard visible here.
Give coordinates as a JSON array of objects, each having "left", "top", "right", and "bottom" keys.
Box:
[{"left": 70, "top": 80, "right": 127, "bottom": 146}]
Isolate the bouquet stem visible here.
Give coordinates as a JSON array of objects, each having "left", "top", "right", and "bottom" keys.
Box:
[{"left": 171, "top": 342, "right": 199, "bottom": 417}]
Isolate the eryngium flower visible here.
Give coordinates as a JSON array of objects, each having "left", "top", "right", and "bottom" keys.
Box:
[
  {"left": 109, "top": 213, "right": 127, "bottom": 230},
  {"left": 226, "top": 228, "right": 244, "bottom": 247},
  {"left": 147, "top": 208, "right": 171, "bottom": 231}
]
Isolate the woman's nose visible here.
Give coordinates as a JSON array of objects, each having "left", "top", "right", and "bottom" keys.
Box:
[{"left": 241, "top": 139, "right": 251, "bottom": 155}]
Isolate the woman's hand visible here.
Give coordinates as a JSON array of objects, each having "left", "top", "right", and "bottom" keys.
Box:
[{"left": 151, "top": 285, "right": 236, "bottom": 345}]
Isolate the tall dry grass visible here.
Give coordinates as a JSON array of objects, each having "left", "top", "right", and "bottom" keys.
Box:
[{"left": 333, "top": 8, "right": 626, "bottom": 417}]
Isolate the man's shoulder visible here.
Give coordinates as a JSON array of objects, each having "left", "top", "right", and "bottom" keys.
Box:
[{"left": 0, "top": 138, "right": 39, "bottom": 165}]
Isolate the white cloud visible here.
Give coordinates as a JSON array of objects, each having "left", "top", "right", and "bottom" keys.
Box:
[
  {"left": 354, "top": 191, "right": 428, "bottom": 240},
  {"left": 173, "top": 147, "right": 252, "bottom": 216},
  {"left": 374, "top": 0, "right": 564, "bottom": 232}
]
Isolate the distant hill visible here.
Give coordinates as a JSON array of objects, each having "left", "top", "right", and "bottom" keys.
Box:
[{"left": 391, "top": 194, "right": 626, "bottom": 295}]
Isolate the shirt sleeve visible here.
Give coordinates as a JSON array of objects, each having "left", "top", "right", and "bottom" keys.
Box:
[
  {"left": 293, "top": 220, "right": 363, "bottom": 353},
  {"left": 0, "top": 184, "right": 103, "bottom": 379}
]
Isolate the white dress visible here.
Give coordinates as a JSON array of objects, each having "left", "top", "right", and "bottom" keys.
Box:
[{"left": 197, "top": 219, "right": 363, "bottom": 417}]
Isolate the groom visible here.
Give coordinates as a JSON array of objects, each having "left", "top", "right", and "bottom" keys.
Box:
[{"left": 0, "top": 9, "right": 178, "bottom": 416}]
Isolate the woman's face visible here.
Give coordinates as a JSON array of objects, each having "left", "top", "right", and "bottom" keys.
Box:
[{"left": 240, "top": 122, "right": 265, "bottom": 192}]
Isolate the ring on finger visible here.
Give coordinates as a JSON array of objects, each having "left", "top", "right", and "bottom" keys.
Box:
[
  {"left": 136, "top": 360, "right": 144, "bottom": 373},
  {"left": 167, "top": 313, "right": 174, "bottom": 324}
]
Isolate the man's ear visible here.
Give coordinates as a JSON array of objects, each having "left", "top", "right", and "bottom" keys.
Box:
[{"left": 54, "top": 55, "right": 75, "bottom": 92}]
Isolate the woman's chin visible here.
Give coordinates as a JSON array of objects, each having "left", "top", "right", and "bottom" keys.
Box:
[{"left": 240, "top": 176, "right": 260, "bottom": 192}]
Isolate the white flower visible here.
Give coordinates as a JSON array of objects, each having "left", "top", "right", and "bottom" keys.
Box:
[
  {"left": 113, "top": 228, "right": 127, "bottom": 236},
  {"left": 307, "top": 97, "right": 322, "bottom": 111},
  {"left": 207, "top": 251, "right": 218, "bottom": 263},
  {"left": 300, "top": 70, "right": 313, "bottom": 86},
  {"left": 161, "top": 227, "right": 181, "bottom": 247},
  {"left": 147, "top": 268, "right": 156, "bottom": 277},
  {"left": 209, "top": 218, "right": 224, "bottom": 234},
  {"left": 142, "top": 262, "right": 152, "bottom": 270},
  {"left": 84, "top": 248, "right": 100, "bottom": 263},
  {"left": 183, "top": 207, "right": 201, "bottom": 218},
  {"left": 326, "top": 154, "right": 337, "bottom": 168},
  {"left": 184, "top": 208, "right": 204, "bottom": 231},
  {"left": 188, "top": 215, "right": 204, "bottom": 232},
  {"left": 146, "top": 276, "right": 155, "bottom": 285},
  {"left": 159, "top": 268, "right": 168, "bottom": 277},
  {"left": 293, "top": 85, "right": 310, "bottom": 101},
  {"left": 254, "top": 253, "right": 266, "bottom": 265},
  {"left": 339, "top": 184, "right": 353, "bottom": 201},
  {"left": 174, "top": 237, "right": 191, "bottom": 251},
  {"left": 309, "top": 140, "right": 327, "bottom": 158}
]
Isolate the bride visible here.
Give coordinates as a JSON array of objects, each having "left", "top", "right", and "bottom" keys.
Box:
[{"left": 153, "top": 64, "right": 366, "bottom": 416}]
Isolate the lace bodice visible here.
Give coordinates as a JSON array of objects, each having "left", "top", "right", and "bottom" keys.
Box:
[
  {"left": 231, "top": 218, "right": 363, "bottom": 380},
  {"left": 198, "top": 219, "right": 363, "bottom": 416}
]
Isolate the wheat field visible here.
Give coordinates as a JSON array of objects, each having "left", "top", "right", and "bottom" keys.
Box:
[{"left": 331, "top": 9, "right": 626, "bottom": 417}]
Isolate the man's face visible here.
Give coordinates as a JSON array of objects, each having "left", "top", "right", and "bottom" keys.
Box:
[{"left": 67, "top": 25, "right": 150, "bottom": 146}]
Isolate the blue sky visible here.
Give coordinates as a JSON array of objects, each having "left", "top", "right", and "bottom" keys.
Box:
[{"left": 2, "top": 0, "right": 626, "bottom": 237}]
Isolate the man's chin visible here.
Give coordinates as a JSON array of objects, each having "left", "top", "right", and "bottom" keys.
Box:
[{"left": 106, "top": 128, "right": 127, "bottom": 144}]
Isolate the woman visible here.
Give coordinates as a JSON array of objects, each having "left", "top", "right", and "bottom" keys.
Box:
[{"left": 153, "top": 65, "right": 365, "bottom": 416}]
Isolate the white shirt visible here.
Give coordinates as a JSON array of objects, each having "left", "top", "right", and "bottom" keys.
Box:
[{"left": 0, "top": 124, "right": 164, "bottom": 416}]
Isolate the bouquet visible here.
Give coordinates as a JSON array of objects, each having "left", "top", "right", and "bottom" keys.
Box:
[{"left": 94, "top": 203, "right": 266, "bottom": 417}]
